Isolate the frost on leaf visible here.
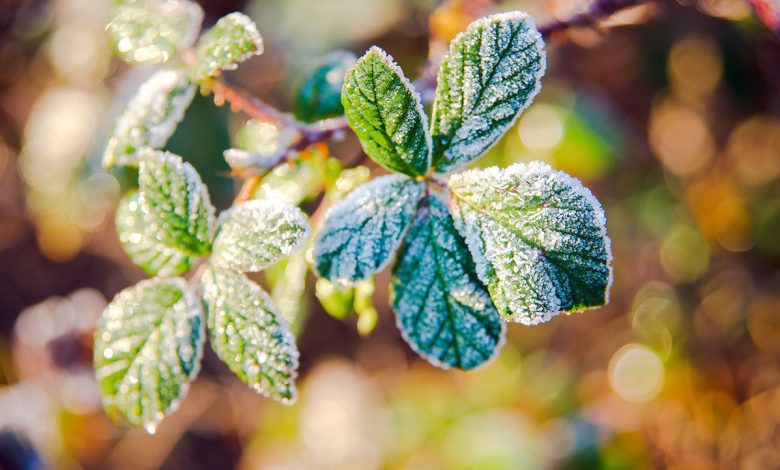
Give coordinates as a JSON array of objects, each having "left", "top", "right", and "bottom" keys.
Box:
[
  {"left": 449, "top": 161, "right": 613, "bottom": 325},
  {"left": 116, "top": 191, "right": 194, "bottom": 276},
  {"left": 431, "top": 11, "right": 546, "bottom": 173},
  {"left": 223, "top": 120, "right": 297, "bottom": 172},
  {"left": 94, "top": 277, "right": 204, "bottom": 433},
  {"left": 392, "top": 195, "right": 505, "bottom": 370},
  {"left": 107, "top": 0, "right": 203, "bottom": 64},
  {"left": 190, "top": 12, "right": 263, "bottom": 82},
  {"left": 138, "top": 150, "right": 215, "bottom": 256},
  {"left": 342, "top": 47, "right": 432, "bottom": 177},
  {"left": 295, "top": 51, "right": 357, "bottom": 123},
  {"left": 211, "top": 199, "right": 311, "bottom": 272},
  {"left": 103, "top": 69, "right": 195, "bottom": 169},
  {"left": 200, "top": 265, "right": 299, "bottom": 404},
  {"left": 314, "top": 174, "right": 424, "bottom": 285}
]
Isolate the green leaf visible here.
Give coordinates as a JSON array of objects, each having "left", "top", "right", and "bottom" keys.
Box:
[
  {"left": 314, "top": 174, "right": 424, "bottom": 285},
  {"left": 266, "top": 239, "right": 311, "bottom": 335},
  {"left": 315, "top": 278, "right": 356, "bottom": 319},
  {"left": 431, "top": 11, "right": 546, "bottom": 173},
  {"left": 223, "top": 119, "right": 297, "bottom": 172},
  {"left": 200, "top": 265, "right": 299, "bottom": 403},
  {"left": 94, "top": 277, "right": 204, "bottom": 433},
  {"left": 449, "top": 161, "right": 613, "bottom": 325},
  {"left": 116, "top": 191, "right": 194, "bottom": 276},
  {"left": 106, "top": 0, "right": 203, "bottom": 64},
  {"left": 211, "top": 199, "right": 311, "bottom": 272},
  {"left": 190, "top": 12, "right": 263, "bottom": 82},
  {"left": 138, "top": 150, "right": 215, "bottom": 256},
  {"left": 341, "top": 47, "right": 431, "bottom": 177},
  {"left": 103, "top": 69, "right": 196, "bottom": 169},
  {"left": 391, "top": 195, "right": 505, "bottom": 370},
  {"left": 295, "top": 51, "right": 356, "bottom": 123}
]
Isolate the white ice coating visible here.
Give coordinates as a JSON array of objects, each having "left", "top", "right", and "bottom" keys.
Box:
[
  {"left": 210, "top": 199, "right": 311, "bottom": 273},
  {"left": 191, "top": 12, "right": 264, "bottom": 81},
  {"left": 431, "top": 11, "right": 546, "bottom": 173},
  {"left": 200, "top": 265, "right": 299, "bottom": 404},
  {"left": 103, "top": 69, "right": 195, "bottom": 168},
  {"left": 313, "top": 174, "right": 425, "bottom": 286},
  {"left": 94, "top": 277, "right": 205, "bottom": 432},
  {"left": 449, "top": 161, "right": 613, "bottom": 325}
]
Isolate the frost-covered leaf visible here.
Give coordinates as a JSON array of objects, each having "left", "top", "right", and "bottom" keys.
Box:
[
  {"left": 223, "top": 120, "right": 297, "bottom": 172},
  {"left": 314, "top": 174, "right": 424, "bottom": 285},
  {"left": 94, "top": 277, "right": 204, "bottom": 433},
  {"left": 116, "top": 191, "right": 193, "bottom": 276},
  {"left": 342, "top": 47, "right": 431, "bottom": 177},
  {"left": 107, "top": 0, "right": 203, "bottom": 64},
  {"left": 200, "top": 265, "right": 298, "bottom": 403},
  {"left": 211, "top": 199, "right": 310, "bottom": 272},
  {"left": 449, "top": 161, "right": 612, "bottom": 325},
  {"left": 190, "top": 12, "right": 263, "bottom": 82},
  {"left": 295, "top": 51, "right": 356, "bottom": 123},
  {"left": 138, "top": 150, "right": 215, "bottom": 256},
  {"left": 103, "top": 69, "right": 195, "bottom": 168},
  {"left": 431, "top": 12, "right": 546, "bottom": 173},
  {"left": 392, "top": 195, "right": 504, "bottom": 370}
]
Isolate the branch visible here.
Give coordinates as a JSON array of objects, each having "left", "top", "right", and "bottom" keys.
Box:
[{"left": 538, "top": 0, "right": 652, "bottom": 37}]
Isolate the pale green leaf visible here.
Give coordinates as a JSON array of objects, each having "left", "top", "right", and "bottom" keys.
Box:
[
  {"left": 211, "top": 199, "right": 311, "bottom": 272},
  {"left": 115, "top": 191, "right": 194, "bottom": 276},
  {"left": 138, "top": 150, "right": 215, "bottom": 256},
  {"left": 103, "top": 69, "right": 195, "bottom": 169},
  {"left": 431, "top": 11, "right": 546, "bottom": 173},
  {"left": 391, "top": 195, "right": 505, "bottom": 370},
  {"left": 295, "top": 51, "right": 356, "bottom": 123},
  {"left": 200, "top": 265, "right": 299, "bottom": 403},
  {"left": 449, "top": 161, "right": 613, "bottom": 325},
  {"left": 107, "top": 0, "right": 203, "bottom": 64},
  {"left": 313, "top": 174, "right": 424, "bottom": 285},
  {"left": 94, "top": 277, "right": 204, "bottom": 433},
  {"left": 190, "top": 12, "right": 263, "bottom": 82},
  {"left": 342, "top": 47, "right": 431, "bottom": 177},
  {"left": 266, "top": 239, "right": 311, "bottom": 334}
]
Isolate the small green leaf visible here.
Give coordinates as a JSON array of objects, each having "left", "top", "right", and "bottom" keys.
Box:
[
  {"left": 116, "top": 191, "right": 194, "bottom": 276},
  {"left": 431, "top": 11, "right": 546, "bottom": 172},
  {"left": 211, "top": 199, "right": 311, "bottom": 272},
  {"left": 449, "top": 162, "right": 613, "bottom": 325},
  {"left": 295, "top": 51, "right": 356, "bottom": 123},
  {"left": 190, "top": 12, "right": 263, "bottom": 82},
  {"left": 138, "top": 150, "right": 215, "bottom": 256},
  {"left": 391, "top": 195, "right": 505, "bottom": 370},
  {"left": 314, "top": 174, "right": 424, "bottom": 285},
  {"left": 266, "top": 239, "right": 311, "bottom": 334},
  {"left": 107, "top": 0, "right": 203, "bottom": 64},
  {"left": 342, "top": 47, "right": 431, "bottom": 177},
  {"left": 223, "top": 120, "right": 297, "bottom": 172},
  {"left": 201, "top": 265, "right": 299, "bottom": 403},
  {"left": 315, "top": 278, "right": 356, "bottom": 319},
  {"left": 103, "top": 69, "right": 195, "bottom": 169},
  {"left": 94, "top": 277, "right": 204, "bottom": 433}
]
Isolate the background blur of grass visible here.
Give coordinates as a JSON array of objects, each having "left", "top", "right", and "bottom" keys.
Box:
[{"left": 1, "top": 0, "right": 780, "bottom": 468}]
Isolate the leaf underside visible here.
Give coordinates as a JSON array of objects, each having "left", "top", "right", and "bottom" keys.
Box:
[
  {"left": 190, "top": 12, "right": 263, "bottom": 82},
  {"left": 449, "top": 161, "right": 612, "bottom": 325},
  {"left": 431, "top": 11, "right": 546, "bottom": 173},
  {"left": 342, "top": 47, "right": 431, "bottom": 177},
  {"left": 116, "top": 191, "right": 194, "bottom": 276},
  {"left": 314, "top": 174, "right": 425, "bottom": 286},
  {"left": 138, "top": 150, "right": 215, "bottom": 256},
  {"left": 94, "top": 277, "right": 204, "bottom": 433},
  {"left": 391, "top": 195, "right": 505, "bottom": 370},
  {"left": 200, "top": 265, "right": 299, "bottom": 403},
  {"left": 103, "top": 69, "right": 195, "bottom": 168}
]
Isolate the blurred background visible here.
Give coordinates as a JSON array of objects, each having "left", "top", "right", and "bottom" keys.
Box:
[{"left": 1, "top": 0, "right": 780, "bottom": 468}]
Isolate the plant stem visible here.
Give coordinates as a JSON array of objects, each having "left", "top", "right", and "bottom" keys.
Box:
[
  {"left": 538, "top": 0, "right": 652, "bottom": 37},
  {"left": 233, "top": 174, "right": 263, "bottom": 205}
]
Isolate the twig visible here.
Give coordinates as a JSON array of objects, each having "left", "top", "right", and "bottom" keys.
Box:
[
  {"left": 233, "top": 174, "right": 263, "bottom": 205},
  {"left": 538, "top": 0, "right": 652, "bottom": 37}
]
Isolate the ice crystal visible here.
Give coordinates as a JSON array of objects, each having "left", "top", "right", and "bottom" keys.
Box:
[
  {"left": 190, "top": 12, "right": 263, "bottom": 82},
  {"left": 94, "top": 277, "right": 204, "bottom": 432},
  {"left": 138, "top": 150, "right": 216, "bottom": 256},
  {"left": 449, "top": 161, "right": 613, "bottom": 325},
  {"left": 342, "top": 47, "right": 432, "bottom": 177},
  {"left": 115, "top": 191, "right": 194, "bottom": 276},
  {"left": 391, "top": 195, "right": 505, "bottom": 370},
  {"left": 431, "top": 11, "right": 546, "bottom": 173},
  {"left": 314, "top": 174, "right": 425, "bottom": 286},
  {"left": 200, "top": 265, "right": 299, "bottom": 404},
  {"left": 103, "top": 69, "right": 195, "bottom": 168},
  {"left": 107, "top": 0, "right": 204, "bottom": 64},
  {"left": 210, "top": 199, "right": 311, "bottom": 272}
]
